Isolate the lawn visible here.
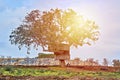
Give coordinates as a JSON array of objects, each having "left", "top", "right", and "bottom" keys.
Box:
[{"left": 0, "top": 65, "right": 120, "bottom": 79}]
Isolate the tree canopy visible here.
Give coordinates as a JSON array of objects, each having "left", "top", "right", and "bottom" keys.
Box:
[{"left": 9, "top": 9, "right": 99, "bottom": 53}]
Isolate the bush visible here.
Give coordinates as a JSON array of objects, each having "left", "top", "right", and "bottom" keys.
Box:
[{"left": 4, "top": 65, "right": 14, "bottom": 73}]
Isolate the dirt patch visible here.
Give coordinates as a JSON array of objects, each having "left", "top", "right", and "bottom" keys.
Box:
[
  {"left": 0, "top": 76, "right": 69, "bottom": 80},
  {"left": 0, "top": 76, "right": 119, "bottom": 80}
]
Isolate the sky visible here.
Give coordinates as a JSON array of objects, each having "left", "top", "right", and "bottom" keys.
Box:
[{"left": 0, "top": 0, "right": 120, "bottom": 64}]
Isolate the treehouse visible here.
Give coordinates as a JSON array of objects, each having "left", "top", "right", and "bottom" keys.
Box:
[{"left": 48, "top": 44, "right": 70, "bottom": 67}]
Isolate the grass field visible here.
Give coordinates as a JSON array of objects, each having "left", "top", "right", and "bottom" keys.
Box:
[{"left": 0, "top": 65, "right": 120, "bottom": 79}]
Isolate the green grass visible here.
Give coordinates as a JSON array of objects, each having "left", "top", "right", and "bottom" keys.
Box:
[{"left": 0, "top": 66, "right": 120, "bottom": 79}]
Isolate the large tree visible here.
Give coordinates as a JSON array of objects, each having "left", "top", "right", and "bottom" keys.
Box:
[{"left": 9, "top": 9, "right": 99, "bottom": 67}]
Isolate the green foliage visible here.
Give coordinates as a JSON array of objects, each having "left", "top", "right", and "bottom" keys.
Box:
[
  {"left": 9, "top": 8, "right": 99, "bottom": 53},
  {"left": 1, "top": 67, "right": 119, "bottom": 79},
  {"left": 4, "top": 65, "right": 14, "bottom": 73},
  {"left": 112, "top": 59, "right": 120, "bottom": 67}
]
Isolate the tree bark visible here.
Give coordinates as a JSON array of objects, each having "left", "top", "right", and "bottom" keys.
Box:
[{"left": 59, "top": 59, "right": 65, "bottom": 67}]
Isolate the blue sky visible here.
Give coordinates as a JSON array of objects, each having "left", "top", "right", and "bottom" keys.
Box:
[{"left": 0, "top": 0, "right": 120, "bottom": 64}]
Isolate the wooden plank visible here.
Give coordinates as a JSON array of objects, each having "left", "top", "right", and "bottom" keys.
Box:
[
  {"left": 48, "top": 44, "right": 69, "bottom": 52},
  {"left": 54, "top": 51, "right": 70, "bottom": 60}
]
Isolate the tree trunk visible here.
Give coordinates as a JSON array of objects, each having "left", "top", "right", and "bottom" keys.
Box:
[
  {"left": 54, "top": 47, "right": 70, "bottom": 67},
  {"left": 59, "top": 59, "right": 65, "bottom": 67}
]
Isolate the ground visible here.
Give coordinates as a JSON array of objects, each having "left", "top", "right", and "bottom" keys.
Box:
[{"left": 0, "top": 65, "right": 120, "bottom": 80}]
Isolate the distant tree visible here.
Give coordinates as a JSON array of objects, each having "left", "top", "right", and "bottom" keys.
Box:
[
  {"left": 7, "top": 56, "right": 12, "bottom": 65},
  {"left": 30, "top": 58, "right": 37, "bottom": 65},
  {"left": 74, "top": 57, "right": 80, "bottom": 65},
  {"left": 94, "top": 60, "right": 99, "bottom": 66},
  {"left": 86, "top": 58, "right": 94, "bottom": 66},
  {"left": 112, "top": 59, "right": 120, "bottom": 67},
  {"left": 14, "top": 58, "right": 20, "bottom": 65},
  {"left": 102, "top": 58, "right": 108, "bottom": 66},
  {"left": 0, "top": 56, "right": 4, "bottom": 65},
  {"left": 9, "top": 9, "right": 99, "bottom": 67},
  {"left": 25, "top": 56, "right": 30, "bottom": 65}
]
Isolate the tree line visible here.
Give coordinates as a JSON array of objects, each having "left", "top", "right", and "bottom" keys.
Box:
[{"left": 0, "top": 55, "right": 120, "bottom": 67}]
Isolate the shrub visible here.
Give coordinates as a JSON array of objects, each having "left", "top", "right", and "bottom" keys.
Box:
[{"left": 4, "top": 65, "right": 14, "bottom": 72}]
